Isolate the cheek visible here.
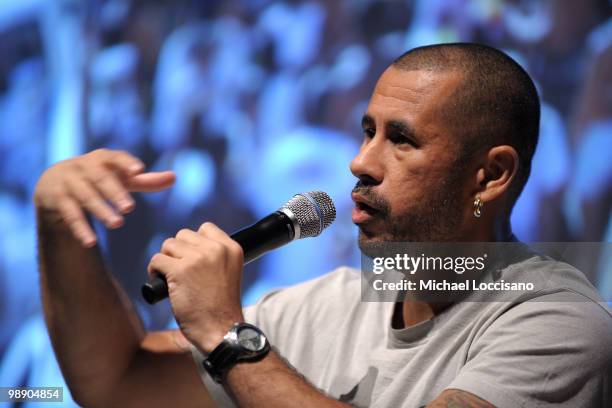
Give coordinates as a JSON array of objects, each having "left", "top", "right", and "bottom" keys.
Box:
[
  {"left": 381, "top": 169, "right": 419, "bottom": 214},
  {"left": 385, "top": 151, "right": 434, "bottom": 191},
  {"left": 383, "top": 153, "right": 453, "bottom": 212}
]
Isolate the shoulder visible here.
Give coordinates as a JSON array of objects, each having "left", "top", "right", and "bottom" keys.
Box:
[
  {"left": 510, "top": 290, "right": 610, "bottom": 342},
  {"left": 476, "top": 287, "right": 611, "bottom": 357},
  {"left": 500, "top": 252, "right": 608, "bottom": 305},
  {"left": 449, "top": 292, "right": 611, "bottom": 407}
]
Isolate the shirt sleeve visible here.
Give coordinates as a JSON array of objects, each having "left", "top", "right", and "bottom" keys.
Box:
[{"left": 447, "top": 292, "right": 612, "bottom": 408}]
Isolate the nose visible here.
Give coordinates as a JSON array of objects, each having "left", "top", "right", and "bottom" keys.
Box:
[{"left": 350, "top": 137, "right": 384, "bottom": 186}]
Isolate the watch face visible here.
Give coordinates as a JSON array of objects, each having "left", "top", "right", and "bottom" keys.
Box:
[{"left": 237, "top": 327, "right": 265, "bottom": 351}]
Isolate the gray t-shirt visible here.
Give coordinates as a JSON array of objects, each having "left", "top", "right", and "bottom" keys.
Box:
[{"left": 192, "top": 255, "right": 612, "bottom": 407}]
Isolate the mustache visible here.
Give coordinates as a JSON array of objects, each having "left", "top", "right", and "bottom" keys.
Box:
[{"left": 352, "top": 181, "right": 390, "bottom": 216}]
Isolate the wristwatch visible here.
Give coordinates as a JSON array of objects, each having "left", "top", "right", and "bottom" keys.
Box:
[{"left": 203, "top": 322, "right": 270, "bottom": 383}]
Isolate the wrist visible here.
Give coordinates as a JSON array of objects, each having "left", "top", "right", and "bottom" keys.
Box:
[{"left": 198, "top": 316, "right": 245, "bottom": 354}]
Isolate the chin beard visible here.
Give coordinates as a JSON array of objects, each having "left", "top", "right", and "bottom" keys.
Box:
[{"left": 357, "top": 189, "right": 464, "bottom": 250}]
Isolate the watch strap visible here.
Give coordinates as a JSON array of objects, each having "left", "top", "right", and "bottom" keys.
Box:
[{"left": 203, "top": 341, "right": 241, "bottom": 383}]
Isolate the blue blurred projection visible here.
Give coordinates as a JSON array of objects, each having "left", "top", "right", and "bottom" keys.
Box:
[{"left": 0, "top": 1, "right": 610, "bottom": 405}]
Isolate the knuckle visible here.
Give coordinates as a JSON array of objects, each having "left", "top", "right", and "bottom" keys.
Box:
[
  {"left": 86, "top": 170, "right": 109, "bottom": 185},
  {"left": 83, "top": 197, "right": 103, "bottom": 210},
  {"left": 47, "top": 184, "right": 66, "bottom": 200},
  {"left": 192, "top": 253, "right": 210, "bottom": 268},
  {"left": 191, "top": 249, "right": 210, "bottom": 265},
  {"left": 68, "top": 160, "right": 86, "bottom": 176},
  {"left": 60, "top": 157, "right": 81, "bottom": 171},
  {"left": 99, "top": 178, "right": 125, "bottom": 198},
  {"left": 176, "top": 229, "right": 191, "bottom": 239},
  {"left": 229, "top": 241, "right": 244, "bottom": 258},
  {"left": 185, "top": 255, "right": 199, "bottom": 267},
  {"left": 198, "top": 221, "right": 212, "bottom": 232},
  {"left": 208, "top": 241, "right": 228, "bottom": 259},
  {"left": 162, "top": 238, "right": 174, "bottom": 250},
  {"left": 34, "top": 178, "right": 62, "bottom": 205},
  {"left": 209, "top": 239, "right": 224, "bottom": 252},
  {"left": 89, "top": 148, "right": 107, "bottom": 158},
  {"left": 113, "top": 150, "right": 135, "bottom": 165},
  {"left": 115, "top": 149, "right": 130, "bottom": 158},
  {"left": 61, "top": 211, "right": 81, "bottom": 225}
]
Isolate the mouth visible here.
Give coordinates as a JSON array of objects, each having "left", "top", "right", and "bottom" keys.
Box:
[{"left": 351, "top": 193, "right": 381, "bottom": 224}]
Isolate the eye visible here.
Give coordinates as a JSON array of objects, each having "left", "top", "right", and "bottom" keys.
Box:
[
  {"left": 363, "top": 128, "right": 375, "bottom": 139},
  {"left": 388, "top": 131, "right": 416, "bottom": 146}
]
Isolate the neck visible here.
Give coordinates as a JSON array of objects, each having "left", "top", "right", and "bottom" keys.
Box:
[
  {"left": 396, "top": 219, "right": 514, "bottom": 329},
  {"left": 494, "top": 217, "right": 514, "bottom": 241},
  {"left": 395, "top": 300, "right": 451, "bottom": 329},
  {"left": 470, "top": 216, "right": 514, "bottom": 242}
]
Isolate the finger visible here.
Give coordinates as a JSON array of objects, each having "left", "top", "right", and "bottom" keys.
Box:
[
  {"left": 161, "top": 237, "right": 199, "bottom": 259},
  {"left": 65, "top": 175, "right": 123, "bottom": 229},
  {"left": 86, "top": 166, "right": 135, "bottom": 214},
  {"left": 197, "top": 222, "right": 232, "bottom": 244},
  {"left": 92, "top": 149, "right": 145, "bottom": 176},
  {"left": 198, "top": 222, "right": 243, "bottom": 259},
  {"left": 175, "top": 228, "right": 204, "bottom": 246},
  {"left": 147, "top": 252, "right": 175, "bottom": 277},
  {"left": 125, "top": 171, "right": 176, "bottom": 192},
  {"left": 57, "top": 198, "right": 97, "bottom": 247}
]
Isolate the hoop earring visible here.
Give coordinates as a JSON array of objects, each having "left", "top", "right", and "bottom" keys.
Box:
[{"left": 473, "top": 196, "right": 483, "bottom": 218}]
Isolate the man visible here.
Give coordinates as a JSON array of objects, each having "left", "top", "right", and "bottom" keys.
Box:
[{"left": 35, "top": 43, "right": 610, "bottom": 407}]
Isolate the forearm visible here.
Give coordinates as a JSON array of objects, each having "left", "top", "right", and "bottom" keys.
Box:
[
  {"left": 226, "top": 351, "right": 494, "bottom": 408},
  {"left": 225, "top": 350, "right": 350, "bottom": 408},
  {"left": 38, "top": 210, "right": 145, "bottom": 405}
]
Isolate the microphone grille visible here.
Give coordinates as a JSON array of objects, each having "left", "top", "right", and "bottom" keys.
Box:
[{"left": 281, "top": 191, "right": 336, "bottom": 239}]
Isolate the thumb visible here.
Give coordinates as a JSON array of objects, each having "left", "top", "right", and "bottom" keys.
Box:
[{"left": 126, "top": 171, "right": 176, "bottom": 192}]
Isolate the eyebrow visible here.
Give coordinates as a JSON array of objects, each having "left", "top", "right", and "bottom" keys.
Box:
[
  {"left": 361, "top": 114, "right": 375, "bottom": 129},
  {"left": 361, "top": 113, "right": 422, "bottom": 146},
  {"left": 387, "top": 120, "right": 421, "bottom": 143}
]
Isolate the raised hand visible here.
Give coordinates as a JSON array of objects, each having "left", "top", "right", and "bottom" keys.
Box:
[{"left": 34, "top": 148, "right": 175, "bottom": 247}]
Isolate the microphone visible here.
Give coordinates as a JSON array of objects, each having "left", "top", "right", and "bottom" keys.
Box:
[{"left": 141, "top": 191, "right": 336, "bottom": 304}]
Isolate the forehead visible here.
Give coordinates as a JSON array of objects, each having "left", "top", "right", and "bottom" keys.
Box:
[{"left": 366, "top": 67, "right": 463, "bottom": 134}]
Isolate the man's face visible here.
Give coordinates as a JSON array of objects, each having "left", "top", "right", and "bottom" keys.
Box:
[{"left": 350, "top": 67, "right": 471, "bottom": 246}]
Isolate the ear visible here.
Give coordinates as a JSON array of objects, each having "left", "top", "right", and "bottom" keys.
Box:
[{"left": 475, "top": 145, "right": 519, "bottom": 203}]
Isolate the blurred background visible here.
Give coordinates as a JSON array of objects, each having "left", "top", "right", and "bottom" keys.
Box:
[{"left": 0, "top": 0, "right": 610, "bottom": 405}]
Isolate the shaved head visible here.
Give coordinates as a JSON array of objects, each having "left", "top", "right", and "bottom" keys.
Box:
[{"left": 392, "top": 43, "right": 540, "bottom": 205}]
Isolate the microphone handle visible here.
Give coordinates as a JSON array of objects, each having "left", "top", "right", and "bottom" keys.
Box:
[{"left": 141, "top": 212, "right": 295, "bottom": 304}]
